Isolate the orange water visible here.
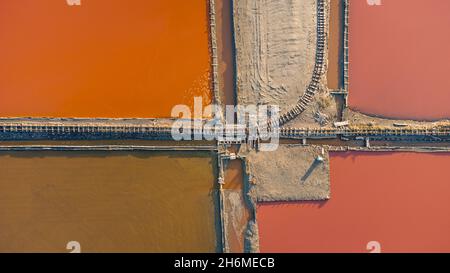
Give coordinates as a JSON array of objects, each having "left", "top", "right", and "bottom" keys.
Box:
[
  {"left": 0, "top": 0, "right": 212, "bottom": 118},
  {"left": 258, "top": 152, "right": 450, "bottom": 253},
  {"left": 348, "top": 0, "right": 450, "bottom": 120}
]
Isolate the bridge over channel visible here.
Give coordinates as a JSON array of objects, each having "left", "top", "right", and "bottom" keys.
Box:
[{"left": 0, "top": 122, "right": 448, "bottom": 142}]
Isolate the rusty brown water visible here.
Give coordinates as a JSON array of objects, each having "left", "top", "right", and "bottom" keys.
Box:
[
  {"left": 0, "top": 151, "right": 220, "bottom": 252},
  {"left": 327, "top": 0, "right": 343, "bottom": 90},
  {"left": 214, "top": 0, "right": 246, "bottom": 252},
  {"left": 216, "top": 0, "right": 236, "bottom": 107}
]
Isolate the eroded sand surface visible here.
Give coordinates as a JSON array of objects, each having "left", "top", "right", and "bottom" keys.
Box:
[
  {"left": 233, "top": 0, "right": 317, "bottom": 113},
  {"left": 245, "top": 145, "right": 330, "bottom": 202}
]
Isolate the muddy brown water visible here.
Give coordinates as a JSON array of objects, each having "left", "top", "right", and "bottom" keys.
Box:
[{"left": 0, "top": 151, "right": 220, "bottom": 252}]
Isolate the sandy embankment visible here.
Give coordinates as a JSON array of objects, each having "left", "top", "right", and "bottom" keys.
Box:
[
  {"left": 233, "top": 0, "right": 317, "bottom": 113},
  {"left": 244, "top": 145, "right": 330, "bottom": 202},
  {"left": 234, "top": 0, "right": 339, "bottom": 128},
  {"left": 343, "top": 109, "right": 450, "bottom": 129}
]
